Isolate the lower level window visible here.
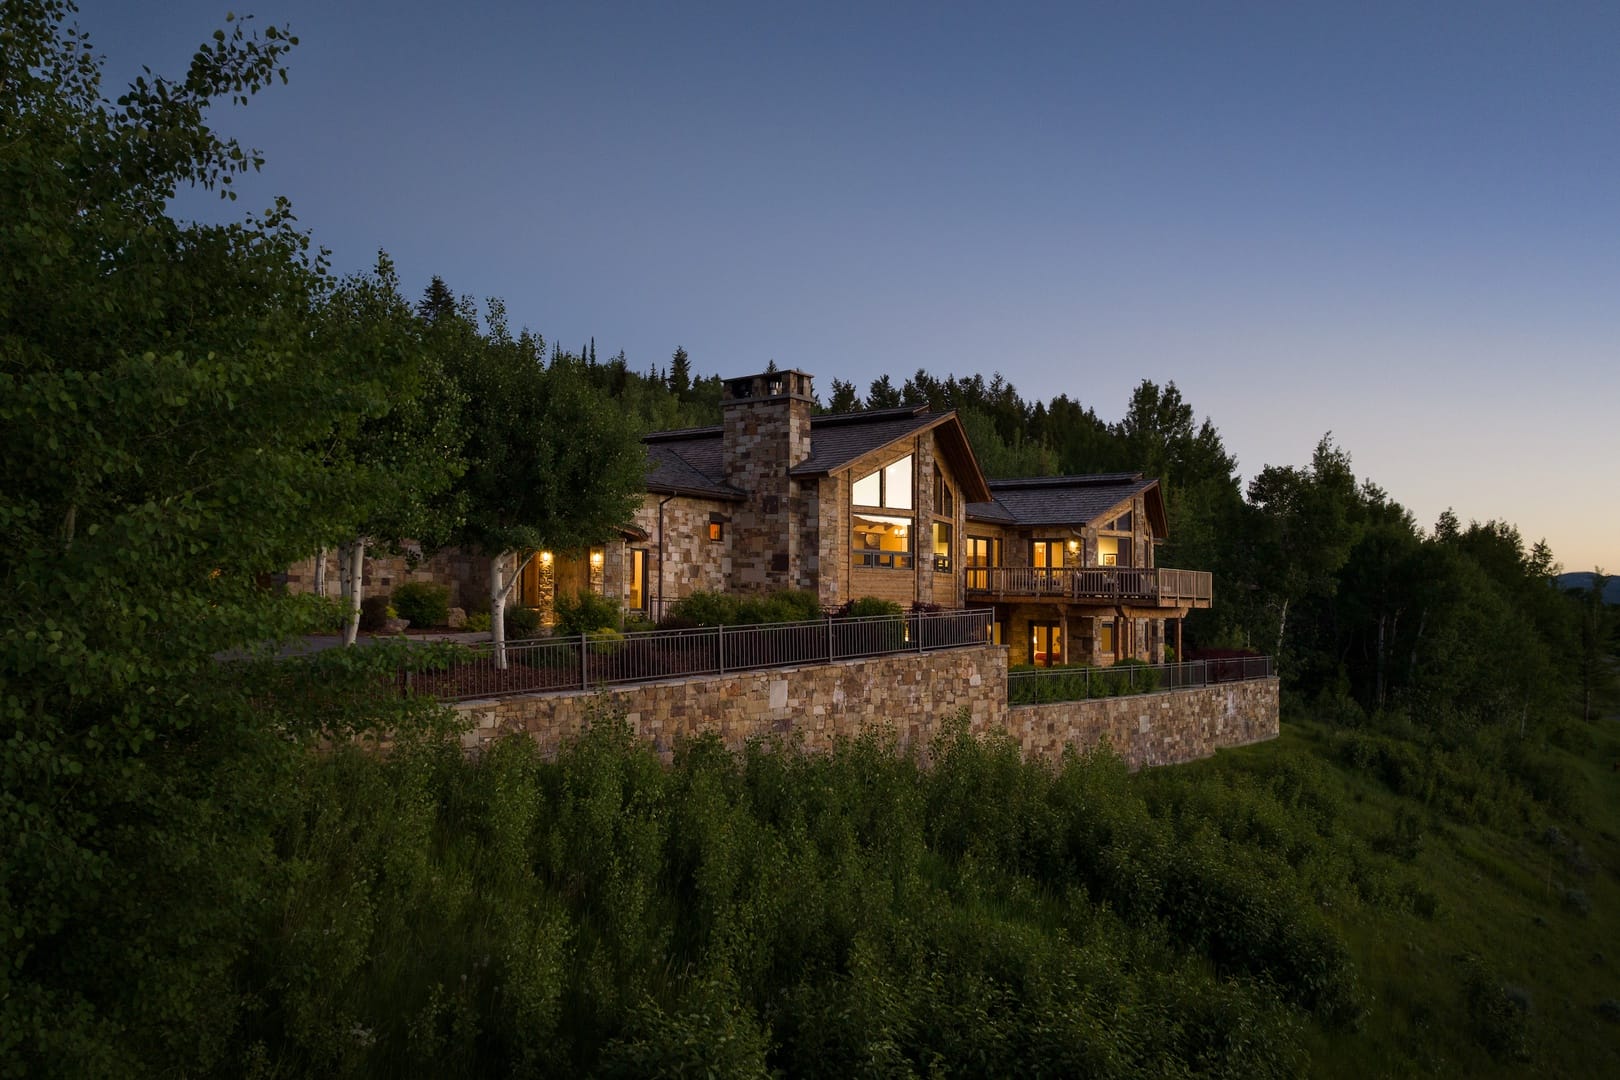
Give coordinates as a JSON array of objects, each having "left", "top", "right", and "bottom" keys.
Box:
[
  {"left": 1097, "top": 620, "right": 1115, "bottom": 655},
  {"left": 932, "top": 520, "right": 952, "bottom": 572},
  {"left": 1031, "top": 622, "right": 1063, "bottom": 667},
  {"left": 588, "top": 546, "right": 605, "bottom": 594}
]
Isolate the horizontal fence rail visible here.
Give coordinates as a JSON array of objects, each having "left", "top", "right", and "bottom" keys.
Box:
[
  {"left": 963, "top": 566, "right": 1212, "bottom": 606},
  {"left": 1007, "top": 655, "right": 1274, "bottom": 706},
  {"left": 412, "top": 608, "right": 997, "bottom": 702}
]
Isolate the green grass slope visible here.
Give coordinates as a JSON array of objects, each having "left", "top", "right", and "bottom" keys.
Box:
[{"left": 1180, "top": 708, "right": 1620, "bottom": 1077}]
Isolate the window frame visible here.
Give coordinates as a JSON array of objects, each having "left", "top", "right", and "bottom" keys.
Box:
[
  {"left": 850, "top": 454, "right": 915, "bottom": 512},
  {"left": 931, "top": 520, "right": 953, "bottom": 573},
  {"left": 852, "top": 511, "right": 914, "bottom": 570}
]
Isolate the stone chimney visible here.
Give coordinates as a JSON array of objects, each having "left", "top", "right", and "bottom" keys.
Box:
[{"left": 720, "top": 369, "right": 814, "bottom": 590}]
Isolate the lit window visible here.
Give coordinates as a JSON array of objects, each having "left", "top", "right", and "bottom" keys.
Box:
[
  {"left": 1032, "top": 540, "right": 1064, "bottom": 569},
  {"left": 708, "top": 521, "right": 723, "bottom": 542},
  {"left": 883, "top": 458, "right": 912, "bottom": 510},
  {"left": 852, "top": 512, "right": 913, "bottom": 569},
  {"left": 628, "top": 549, "right": 647, "bottom": 611},
  {"left": 851, "top": 455, "right": 913, "bottom": 510},
  {"left": 932, "top": 521, "right": 952, "bottom": 572}
]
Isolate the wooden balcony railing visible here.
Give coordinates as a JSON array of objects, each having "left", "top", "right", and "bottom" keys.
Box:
[{"left": 962, "top": 566, "right": 1212, "bottom": 608}]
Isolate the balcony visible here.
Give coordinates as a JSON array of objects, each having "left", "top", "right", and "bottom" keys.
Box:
[{"left": 963, "top": 566, "right": 1212, "bottom": 609}]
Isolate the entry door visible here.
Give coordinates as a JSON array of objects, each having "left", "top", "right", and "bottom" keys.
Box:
[
  {"left": 1032, "top": 539, "right": 1065, "bottom": 594},
  {"left": 628, "top": 549, "right": 648, "bottom": 613},
  {"left": 1030, "top": 622, "right": 1063, "bottom": 668}
]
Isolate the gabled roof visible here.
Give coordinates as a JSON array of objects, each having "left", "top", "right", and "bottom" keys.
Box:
[
  {"left": 790, "top": 407, "right": 991, "bottom": 503},
  {"left": 967, "top": 474, "right": 1168, "bottom": 537},
  {"left": 644, "top": 439, "right": 747, "bottom": 502},
  {"left": 642, "top": 405, "right": 993, "bottom": 503}
]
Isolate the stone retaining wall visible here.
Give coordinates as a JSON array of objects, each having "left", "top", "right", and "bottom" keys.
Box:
[
  {"left": 453, "top": 647, "right": 1008, "bottom": 762},
  {"left": 450, "top": 645, "right": 1279, "bottom": 771},
  {"left": 1008, "top": 679, "right": 1279, "bottom": 770}
]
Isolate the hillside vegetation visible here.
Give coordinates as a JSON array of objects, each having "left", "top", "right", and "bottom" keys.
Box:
[{"left": 4, "top": 3, "right": 1618, "bottom": 1075}]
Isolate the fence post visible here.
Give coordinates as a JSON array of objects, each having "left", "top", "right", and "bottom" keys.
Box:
[
  {"left": 581, "top": 632, "right": 588, "bottom": 690},
  {"left": 717, "top": 624, "right": 725, "bottom": 675},
  {"left": 916, "top": 612, "right": 923, "bottom": 652},
  {"left": 826, "top": 616, "right": 834, "bottom": 663}
]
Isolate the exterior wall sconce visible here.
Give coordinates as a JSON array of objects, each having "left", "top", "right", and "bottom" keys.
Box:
[
  {"left": 589, "top": 551, "right": 603, "bottom": 568},
  {"left": 1067, "top": 539, "right": 1080, "bottom": 554},
  {"left": 540, "top": 551, "right": 553, "bottom": 564}
]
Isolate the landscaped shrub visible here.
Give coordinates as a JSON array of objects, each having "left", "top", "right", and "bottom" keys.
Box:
[
  {"left": 663, "top": 589, "right": 828, "bottom": 629},
  {"left": 758, "top": 588, "right": 824, "bottom": 623},
  {"left": 359, "top": 594, "right": 392, "bottom": 632},
  {"left": 1008, "top": 660, "right": 1163, "bottom": 705},
  {"left": 840, "top": 596, "right": 904, "bottom": 619},
  {"left": 390, "top": 582, "right": 450, "bottom": 628},
  {"left": 464, "top": 612, "right": 491, "bottom": 633},
  {"left": 504, "top": 605, "right": 542, "bottom": 640},
  {"left": 555, "top": 590, "right": 622, "bottom": 636},
  {"left": 662, "top": 590, "right": 736, "bottom": 628},
  {"left": 1101, "top": 657, "right": 1160, "bottom": 695}
]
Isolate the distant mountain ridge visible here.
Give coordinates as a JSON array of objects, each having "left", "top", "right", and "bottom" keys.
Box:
[{"left": 1556, "top": 571, "right": 1620, "bottom": 604}]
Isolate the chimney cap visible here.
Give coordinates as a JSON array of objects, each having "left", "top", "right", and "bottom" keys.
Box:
[{"left": 722, "top": 369, "right": 815, "bottom": 403}]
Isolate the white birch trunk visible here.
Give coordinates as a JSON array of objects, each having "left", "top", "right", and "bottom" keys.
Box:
[
  {"left": 490, "top": 556, "right": 509, "bottom": 669},
  {"left": 490, "top": 551, "right": 540, "bottom": 670},
  {"left": 1275, "top": 596, "right": 1289, "bottom": 661},
  {"left": 341, "top": 539, "right": 367, "bottom": 646},
  {"left": 337, "top": 541, "right": 353, "bottom": 635},
  {"left": 313, "top": 546, "right": 329, "bottom": 598}
]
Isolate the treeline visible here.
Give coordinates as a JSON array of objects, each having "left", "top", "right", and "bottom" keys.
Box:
[
  {"left": 4, "top": 3, "right": 1616, "bottom": 1075},
  {"left": 585, "top": 352, "right": 1616, "bottom": 737}
]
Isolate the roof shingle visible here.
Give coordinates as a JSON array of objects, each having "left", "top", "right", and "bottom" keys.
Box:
[{"left": 966, "top": 475, "right": 1155, "bottom": 529}]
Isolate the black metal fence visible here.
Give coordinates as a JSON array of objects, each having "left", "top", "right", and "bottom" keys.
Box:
[
  {"left": 414, "top": 608, "right": 996, "bottom": 702},
  {"left": 1007, "top": 655, "right": 1274, "bottom": 706}
]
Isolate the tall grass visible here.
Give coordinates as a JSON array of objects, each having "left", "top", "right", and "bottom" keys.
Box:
[{"left": 222, "top": 712, "right": 1423, "bottom": 1077}]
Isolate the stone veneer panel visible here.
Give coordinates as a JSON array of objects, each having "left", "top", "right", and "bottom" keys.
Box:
[
  {"left": 631, "top": 493, "right": 734, "bottom": 616},
  {"left": 1007, "top": 679, "right": 1279, "bottom": 770},
  {"left": 453, "top": 647, "right": 1008, "bottom": 764},
  {"left": 450, "top": 645, "right": 1279, "bottom": 774},
  {"left": 286, "top": 548, "right": 489, "bottom": 609}
]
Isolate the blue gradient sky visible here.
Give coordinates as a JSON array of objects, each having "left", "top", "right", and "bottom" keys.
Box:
[{"left": 76, "top": 2, "right": 1619, "bottom": 571}]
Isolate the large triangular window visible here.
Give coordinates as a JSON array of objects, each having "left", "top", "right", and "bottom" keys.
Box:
[{"left": 851, "top": 455, "right": 913, "bottom": 510}]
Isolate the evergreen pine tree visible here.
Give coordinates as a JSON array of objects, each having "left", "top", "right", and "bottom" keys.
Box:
[{"left": 670, "top": 346, "right": 692, "bottom": 399}]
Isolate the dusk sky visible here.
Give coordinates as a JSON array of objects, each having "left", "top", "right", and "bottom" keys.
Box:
[{"left": 75, "top": 1, "right": 1618, "bottom": 572}]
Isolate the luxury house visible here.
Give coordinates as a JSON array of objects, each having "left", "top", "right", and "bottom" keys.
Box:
[
  {"left": 530, "top": 369, "right": 1210, "bottom": 667},
  {"left": 287, "top": 368, "right": 1212, "bottom": 666}
]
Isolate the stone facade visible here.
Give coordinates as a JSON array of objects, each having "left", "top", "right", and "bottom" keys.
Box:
[
  {"left": 969, "top": 485, "right": 1171, "bottom": 667},
  {"left": 721, "top": 371, "right": 814, "bottom": 593},
  {"left": 628, "top": 493, "right": 734, "bottom": 618},
  {"left": 1007, "top": 679, "right": 1279, "bottom": 770},
  {"left": 448, "top": 644, "right": 1280, "bottom": 773},
  {"left": 285, "top": 547, "right": 488, "bottom": 609},
  {"left": 453, "top": 647, "right": 1006, "bottom": 763}
]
